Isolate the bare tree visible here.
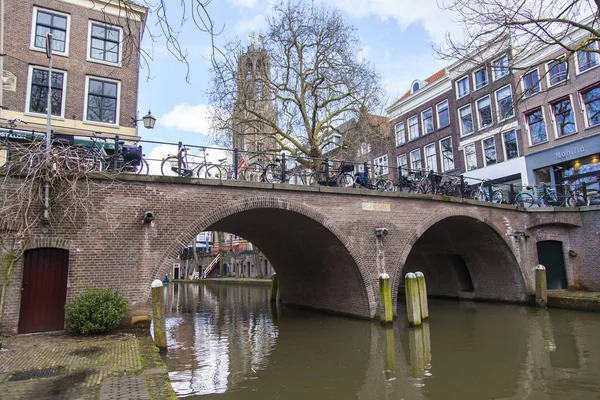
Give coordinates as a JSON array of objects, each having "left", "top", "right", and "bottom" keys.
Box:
[
  {"left": 210, "top": 0, "right": 382, "bottom": 164},
  {"left": 439, "top": 0, "right": 599, "bottom": 70}
]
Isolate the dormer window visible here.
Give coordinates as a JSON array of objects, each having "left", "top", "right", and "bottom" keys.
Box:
[
  {"left": 412, "top": 82, "right": 420, "bottom": 92},
  {"left": 410, "top": 80, "right": 426, "bottom": 94}
]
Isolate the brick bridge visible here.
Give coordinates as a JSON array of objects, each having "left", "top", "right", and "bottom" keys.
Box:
[{"left": 2, "top": 175, "right": 599, "bottom": 332}]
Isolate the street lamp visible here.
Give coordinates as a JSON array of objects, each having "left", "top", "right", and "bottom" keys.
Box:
[{"left": 133, "top": 110, "right": 156, "bottom": 129}]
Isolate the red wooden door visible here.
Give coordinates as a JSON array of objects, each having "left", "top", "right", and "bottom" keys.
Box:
[{"left": 18, "top": 248, "right": 69, "bottom": 333}]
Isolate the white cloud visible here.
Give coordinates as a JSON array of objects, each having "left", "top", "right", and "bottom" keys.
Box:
[
  {"left": 159, "top": 104, "right": 212, "bottom": 134},
  {"left": 229, "top": 0, "right": 258, "bottom": 8},
  {"left": 146, "top": 144, "right": 179, "bottom": 176}
]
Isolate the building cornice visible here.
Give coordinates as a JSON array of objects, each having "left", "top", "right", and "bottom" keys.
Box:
[
  {"left": 57, "top": 0, "right": 148, "bottom": 23},
  {"left": 386, "top": 75, "right": 451, "bottom": 120}
]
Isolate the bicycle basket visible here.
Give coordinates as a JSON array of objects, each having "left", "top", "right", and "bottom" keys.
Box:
[
  {"left": 341, "top": 163, "right": 354, "bottom": 173},
  {"left": 123, "top": 145, "right": 142, "bottom": 162}
]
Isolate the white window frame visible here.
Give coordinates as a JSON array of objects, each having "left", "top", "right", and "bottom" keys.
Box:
[
  {"left": 25, "top": 65, "right": 67, "bottom": 119},
  {"left": 545, "top": 56, "right": 568, "bottom": 87},
  {"left": 397, "top": 154, "right": 408, "bottom": 176},
  {"left": 492, "top": 55, "right": 509, "bottom": 81},
  {"left": 458, "top": 104, "right": 474, "bottom": 137},
  {"left": 481, "top": 136, "right": 497, "bottom": 167},
  {"left": 83, "top": 75, "right": 121, "bottom": 126},
  {"left": 502, "top": 129, "right": 519, "bottom": 161},
  {"left": 421, "top": 108, "right": 434, "bottom": 135},
  {"left": 475, "top": 95, "right": 493, "bottom": 130},
  {"left": 424, "top": 143, "right": 437, "bottom": 172},
  {"left": 436, "top": 99, "right": 450, "bottom": 129},
  {"left": 525, "top": 107, "right": 549, "bottom": 146},
  {"left": 87, "top": 20, "right": 123, "bottom": 67},
  {"left": 456, "top": 76, "right": 470, "bottom": 99},
  {"left": 495, "top": 85, "right": 514, "bottom": 122},
  {"left": 575, "top": 42, "right": 600, "bottom": 75},
  {"left": 410, "top": 148, "right": 422, "bottom": 171},
  {"left": 408, "top": 115, "right": 419, "bottom": 141},
  {"left": 373, "top": 154, "right": 389, "bottom": 176},
  {"left": 550, "top": 95, "right": 577, "bottom": 138},
  {"left": 521, "top": 68, "right": 541, "bottom": 97},
  {"left": 394, "top": 121, "right": 406, "bottom": 146},
  {"left": 439, "top": 136, "right": 454, "bottom": 172},
  {"left": 30, "top": 7, "right": 71, "bottom": 57},
  {"left": 464, "top": 143, "right": 477, "bottom": 171},
  {"left": 472, "top": 67, "right": 489, "bottom": 91}
]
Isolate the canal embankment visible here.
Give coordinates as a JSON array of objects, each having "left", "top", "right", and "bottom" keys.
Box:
[{"left": 547, "top": 290, "right": 600, "bottom": 312}]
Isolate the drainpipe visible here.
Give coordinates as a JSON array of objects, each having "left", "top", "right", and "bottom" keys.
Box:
[
  {"left": 1, "top": 0, "right": 5, "bottom": 119},
  {"left": 43, "top": 33, "right": 53, "bottom": 222}
]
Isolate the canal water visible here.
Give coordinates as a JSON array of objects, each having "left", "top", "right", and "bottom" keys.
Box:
[{"left": 163, "top": 283, "right": 600, "bottom": 399}]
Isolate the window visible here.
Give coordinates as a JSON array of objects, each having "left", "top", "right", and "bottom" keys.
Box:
[
  {"left": 526, "top": 108, "right": 548, "bottom": 145},
  {"left": 436, "top": 100, "right": 449, "bottom": 128},
  {"left": 395, "top": 122, "right": 406, "bottom": 146},
  {"left": 26, "top": 67, "right": 65, "bottom": 117},
  {"left": 492, "top": 55, "right": 509, "bottom": 80},
  {"left": 424, "top": 143, "right": 437, "bottom": 172},
  {"left": 31, "top": 8, "right": 69, "bottom": 55},
  {"left": 421, "top": 108, "right": 434, "bottom": 135},
  {"left": 495, "top": 86, "right": 514, "bottom": 121},
  {"left": 85, "top": 77, "right": 119, "bottom": 124},
  {"left": 522, "top": 69, "right": 541, "bottom": 97},
  {"left": 476, "top": 96, "right": 492, "bottom": 129},
  {"left": 397, "top": 154, "right": 408, "bottom": 176},
  {"left": 412, "top": 82, "right": 420, "bottom": 93},
  {"left": 440, "top": 137, "right": 454, "bottom": 172},
  {"left": 464, "top": 144, "right": 477, "bottom": 171},
  {"left": 582, "top": 86, "right": 600, "bottom": 127},
  {"left": 373, "top": 154, "right": 389, "bottom": 175},
  {"left": 551, "top": 98, "right": 576, "bottom": 137},
  {"left": 547, "top": 59, "right": 568, "bottom": 86},
  {"left": 503, "top": 130, "right": 519, "bottom": 160},
  {"left": 408, "top": 116, "right": 419, "bottom": 140},
  {"left": 88, "top": 22, "right": 121, "bottom": 64},
  {"left": 457, "top": 77, "right": 470, "bottom": 98},
  {"left": 482, "top": 137, "right": 497, "bottom": 166},
  {"left": 458, "top": 104, "right": 474, "bottom": 136},
  {"left": 410, "top": 149, "right": 422, "bottom": 171},
  {"left": 576, "top": 42, "right": 599, "bottom": 73},
  {"left": 473, "top": 68, "right": 488, "bottom": 90},
  {"left": 359, "top": 142, "right": 371, "bottom": 155}
]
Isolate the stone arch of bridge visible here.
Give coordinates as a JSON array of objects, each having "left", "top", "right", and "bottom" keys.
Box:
[
  {"left": 154, "top": 196, "right": 374, "bottom": 318},
  {"left": 392, "top": 212, "right": 526, "bottom": 303}
]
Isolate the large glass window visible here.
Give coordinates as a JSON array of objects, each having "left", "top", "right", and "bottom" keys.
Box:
[
  {"left": 373, "top": 154, "right": 389, "bottom": 176},
  {"left": 547, "top": 59, "right": 568, "bottom": 86},
  {"left": 522, "top": 69, "right": 541, "bottom": 97},
  {"left": 482, "top": 137, "right": 497, "bottom": 166},
  {"left": 408, "top": 116, "right": 419, "bottom": 141},
  {"left": 464, "top": 144, "right": 477, "bottom": 171},
  {"left": 33, "top": 9, "right": 68, "bottom": 54},
  {"left": 422, "top": 108, "right": 434, "bottom": 135},
  {"left": 395, "top": 122, "right": 406, "bottom": 146},
  {"left": 28, "top": 67, "right": 64, "bottom": 116},
  {"left": 459, "top": 104, "right": 474, "bottom": 136},
  {"left": 476, "top": 96, "right": 492, "bottom": 129},
  {"left": 474, "top": 68, "right": 488, "bottom": 90},
  {"left": 440, "top": 137, "right": 454, "bottom": 172},
  {"left": 526, "top": 108, "right": 548, "bottom": 145},
  {"left": 577, "top": 42, "right": 599, "bottom": 73},
  {"left": 457, "top": 77, "right": 470, "bottom": 98},
  {"left": 410, "top": 148, "right": 422, "bottom": 171},
  {"left": 86, "top": 78, "right": 119, "bottom": 124},
  {"left": 495, "top": 86, "right": 514, "bottom": 121},
  {"left": 424, "top": 143, "right": 437, "bottom": 172},
  {"left": 89, "top": 23, "right": 120, "bottom": 64},
  {"left": 582, "top": 86, "right": 600, "bottom": 127},
  {"left": 397, "top": 154, "right": 408, "bottom": 176},
  {"left": 492, "top": 55, "right": 509, "bottom": 80},
  {"left": 503, "top": 130, "right": 519, "bottom": 160},
  {"left": 552, "top": 98, "right": 576, "bottom": 137},
  {"left": 437, "top": 100, "right": 449, "bottom": 128}
]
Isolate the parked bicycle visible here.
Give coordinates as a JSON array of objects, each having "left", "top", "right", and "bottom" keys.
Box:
[
  {"left": 203, "top": 157, "right": 264, "bottom": 180},
  {"left": 161, "top": 146, "right": 211, "bottom": 177},
  {"left": 260, "top": 157, "right": 314, "bottom": 185},
  {"left": 469, "top": 180, "right": 503, "bottom": 203},
  {"left": 354, "top": 165, "right": 395, "bottom": 191},
  {"left": 308, "top": 160, "right": 354, "bottom": 187},
  {"left": 513, "top": 183, "right": 564, "bottom": 207}
]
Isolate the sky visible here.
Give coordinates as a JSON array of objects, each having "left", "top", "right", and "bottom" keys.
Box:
[{"left": 136, "top": 0, "right": 463, "bottom": 169}]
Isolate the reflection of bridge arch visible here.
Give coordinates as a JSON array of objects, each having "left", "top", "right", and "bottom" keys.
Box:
[
  {"left": 394, "top": 213, "right": 526, "bottom": 302},
  {"left": 155, "top": 196, "right": 374, "bottom": 318}
]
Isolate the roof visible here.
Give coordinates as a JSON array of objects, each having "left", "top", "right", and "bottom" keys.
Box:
[{"left": 395, "top": 68, "right": 447, "bottom": 102}]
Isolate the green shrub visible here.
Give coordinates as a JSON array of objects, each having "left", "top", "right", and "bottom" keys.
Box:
[{"left": 65, "top": 287, "right": 128, "bottom": 335}]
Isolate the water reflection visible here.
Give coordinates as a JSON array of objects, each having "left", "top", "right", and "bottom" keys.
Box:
[{"left": 163, "top": 283, "right": 600, "bottom": 400}]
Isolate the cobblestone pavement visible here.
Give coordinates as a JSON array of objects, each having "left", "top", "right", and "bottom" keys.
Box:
[{"left": 0, "top": 330, "right": 176, "bottom": 400}]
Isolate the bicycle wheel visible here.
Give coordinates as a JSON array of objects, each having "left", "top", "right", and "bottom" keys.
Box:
[
  {"left": 546, "top": 191, "right": 565, "bottom": 207},
  {"left": 124, "top": 158, "right": 149, "bottom": 175},
  {"left": 417, "top": 179, "right": 432, "bottom": 194},
  {"left": 514, "top": 193, "right": 534, "bottom": 207},
  {"left": 470, "top": 189, "right": 484, "bottom": 201},
  {"left": 245, "top": 162, "right": 264, "bottom": 182},
  {"left": 161, "top": 156, "right": 182, "bottom": 176},
  {"left": 204, "top": 165, "right": 224, "bottom": 179},
  {"left": 491, "top": 190, "right": 503, "bottom": 203},
  {"left": 376, "top": 179, "right": 395, "bottom": 192},
  {"left": 337, "top": 173, "right": 354, "bottom": 188},
  {"left": 264, "top": 164, "right": 283, "bottom": 183}
]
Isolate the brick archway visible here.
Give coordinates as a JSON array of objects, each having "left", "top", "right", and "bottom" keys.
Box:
[{"left": 154, "top": 196, "right": 374, "bottom": 318}]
